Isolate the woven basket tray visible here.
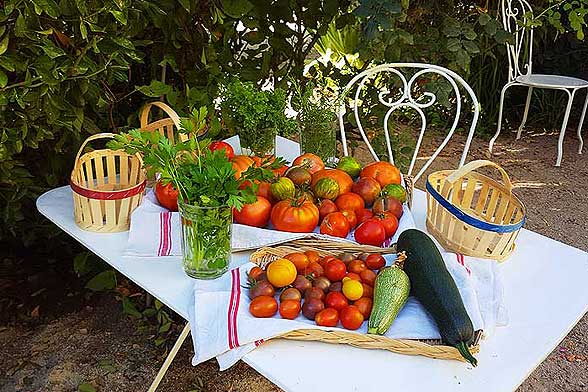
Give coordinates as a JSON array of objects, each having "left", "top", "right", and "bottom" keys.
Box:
[{"left": 250, "top": 240, "right": 481, "bottom": 362}]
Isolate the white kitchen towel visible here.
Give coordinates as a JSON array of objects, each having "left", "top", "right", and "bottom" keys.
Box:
[
  {"left": 188, "top": 248, "right": 506, "bottom": 370},
  {"left": 125, "top": 189, "right": 417, "bottom": 256}
]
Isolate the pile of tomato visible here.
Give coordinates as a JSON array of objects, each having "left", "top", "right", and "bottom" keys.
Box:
[
  {"left": 247, "top": 250, "right": 388, "bottom": 330},
  {"left": 231, "top": 150, "right": 408, "bottom": 247}
]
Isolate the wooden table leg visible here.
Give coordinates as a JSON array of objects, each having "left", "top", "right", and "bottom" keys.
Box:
[{"left": 147, "top": 322, "right": 191, "bottom": 392}]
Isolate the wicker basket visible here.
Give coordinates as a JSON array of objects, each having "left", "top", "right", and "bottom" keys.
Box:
[
  {"left": 70, "top": 133, "right": 146, "bottom": 232},
  {"left": 250, "top": 241, "right": 481, "bottom": 362},
  {"left": 426, "top": 160, "right": 525, "bottom": 262}
]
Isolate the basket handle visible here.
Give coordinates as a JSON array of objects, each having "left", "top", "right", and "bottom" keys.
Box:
[
  {"left": 140, "top": 101, "right": 181, "bottom": 129},
  {"left": 444, "top": 160, "right": 513, "bottom": 192},
  {"left": 74, "top": 133, "right": 117, "bottom": 163}
]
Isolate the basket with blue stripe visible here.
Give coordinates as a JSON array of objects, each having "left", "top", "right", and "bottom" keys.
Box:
[{"left": 425, "top": 160, "right": 525, "bottom": 262}]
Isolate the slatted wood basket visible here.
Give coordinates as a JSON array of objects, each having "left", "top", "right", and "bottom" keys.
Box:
[
  {"left": 140, "top": 101, "right": 184, "bottom": 142},
  {"left": 70, "top": 133, "right": 146, "bottom": 232},
  {"left": 426, "top": 160, "right": 525, "bottom": 262},
  {"left": 250, "top": 240, "right": 481, "bottom": 363}
]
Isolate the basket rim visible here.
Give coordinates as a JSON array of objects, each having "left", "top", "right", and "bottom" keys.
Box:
[
  {"left": 70, "top": 178, "right": 147, "bottom": 200},
  {"left": 425, "top": 175, "right": 525, "bottom": 233}
]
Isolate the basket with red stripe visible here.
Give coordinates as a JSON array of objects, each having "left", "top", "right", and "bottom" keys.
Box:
[{"left": 70, "top": 133, "right": 146, "bottom": 232}]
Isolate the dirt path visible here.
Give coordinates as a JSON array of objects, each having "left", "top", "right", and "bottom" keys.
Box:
[{"left": 2, "top": 130, "right": 587, "bottom": 392}]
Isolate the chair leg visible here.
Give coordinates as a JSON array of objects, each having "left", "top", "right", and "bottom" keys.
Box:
[
  {"left": 517, "top": 87, "right": 533, "bottom": 140},
  {"left": 556, "top": 89, "right": 576, "bottom": 167},
  {"left": 489, "top": 83, "right": 514, "bottom": 153},
  {"left": 147, "top": 323, "right": 191, "bottom": 392},
  {"left": 577, "top": 89, "right": 588, "bottom": 154}
]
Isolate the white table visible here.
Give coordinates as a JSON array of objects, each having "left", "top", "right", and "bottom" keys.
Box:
[{"left": 37, "top": 186, "right": 588, "bottom": 392}]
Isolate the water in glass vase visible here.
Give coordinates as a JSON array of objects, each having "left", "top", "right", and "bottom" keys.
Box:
[
  {"left": 299, "top": 118, "right": 337, "bottom": 162},
  {"left": 178, "top": 201, "right": 231, "bottom": 279}
]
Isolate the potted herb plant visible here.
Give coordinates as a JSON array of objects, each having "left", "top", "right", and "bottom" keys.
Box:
[
  {"left": 109, "top": 108, "right": 279, "bottom": 279},
  {"left": 220, "top": 79, "right": 296, "bottom": 156},
  {"left": 292, "top": 80, "right": 340, "bottom": 163}
]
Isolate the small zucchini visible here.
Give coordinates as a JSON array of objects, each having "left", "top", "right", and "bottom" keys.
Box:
[{"left": 368, "top": 256, "right": 410, "bottom": 335}]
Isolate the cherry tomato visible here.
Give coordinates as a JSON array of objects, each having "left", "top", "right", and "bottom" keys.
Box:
[
  {"left": 329, "top": 281, "right": 342, "bottom": 293},
  {"left": 320, "top": 212, "right": 350, "bottom": 238},
  {"left": 248, "top": 266, "right": 265, "bottom": 281},
  {"left": 233, "top": 196, "right": 271, "bottom": 227},
  {"left": 304, "top": 261, "right": 324, "bottom": 278},
  {"left": 365, "top": 254, "right": 386, "bottom": 270},
  {"left": 304, "top": 287, "right": 326, "bottom": 302},
  {"left": 279, "top": 299, "right": 301, "bottom": 320},
  {"left": 302, "top": 298, "right": 325, "bottom": 320},
  {"left": 348, "top": 260, "right": 367, "bottom": 275},
  {"left": 249, "top": 296, "right": 278, "bottom": 318},
  {"left": 324, "top": 259, "right": 347, "bottom": 282},
  {"left": 375, "top": 211, "right": 399, "bottom": 238},
  {"left": 155, "top": 180, "right": 179, "bottom": 211},
  {"left": 342, "top": 279, "right": 363, "bottom": 301},
  {"left": 354, "top": 297, "right": 373, "bottom": 318},
  {"left": 325, "top": 291, "right": 349, "bottom": 311},
  {"left": 280, "top": 287, "right": 302, "bottom": 302},
  {"left": 315, "top": 308, "right": 339, "bottom": 327},
  {"left": 319, "top": 255, "right": 338, "bottom": 268},
  {"left": 355, "top": 208, "right": 374, "bottom": 225},
  {"left": 340, "top": 209, "right": 357, "bottom": 229},
  {"left": 293, "top": 275, "right": 312, "bottom": 294},
  {"left": 267, "top": 258, "right": 297, "bottom": 288},
  {"left": 335, "top": 193, "right": 365, "bottom": 213},
  {"left": 340, "top": 305, "right": 364, "bottom": 330},
  {"left": 304, "top": 250, "right": 321, "bottom": 264},
  {"left": 354, "top": 220, "right": 386, "bottom": 247},
  {"left": 208, "top": 141, "right": 235, "bottom": 159},
  {"left": 345, "top": 272, "right": 361, "bottom": 282},
  {"left": 359, "top": 269, "right": 377, "bottom": 286},
  {"left": 284, "top": 252, "right": 310, "bottom": 273},
  {"left": 361, "top": 283, "right": 373, "bottom": 299},
  {"left": 248, "top": 280, "right": 275, "bottom": 300}
]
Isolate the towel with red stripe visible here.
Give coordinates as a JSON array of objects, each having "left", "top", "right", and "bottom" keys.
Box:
[{"left": 188, "top": 249, "right": 507, "bottom": 370}]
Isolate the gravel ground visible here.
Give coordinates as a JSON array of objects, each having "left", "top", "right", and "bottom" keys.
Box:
[{"left": 1, "top": 129, "right": 587, "bottom": 392}]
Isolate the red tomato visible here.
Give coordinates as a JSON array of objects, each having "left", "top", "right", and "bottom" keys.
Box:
[
  {"left": 340, "top": 209, "right": 357, "bottom": 229},
  {"left": 360, "top": 161, "right": 401, "bottom": 187},
  {"left": 248, "top": 266, "right": 265, "bottom": 281},
  {"left": 352, "top": 177, "right": 381, "bottom": 206},
  {"left": 325, "top": 291, "right": 349, "bottom": 311},
  {"left": 348, "top": 260, "right": 367, "bottom": 275},
  {"left": 208, "top": 141, "right": 235, "bottom": 159},
  {"left": 354, "top": 220, "right": 386, "bottom": 246},
  {"left": 373, "top": 196, "right": 404, "bottom": 219},
  {"left": 249, "top": 296, "right": 278, "bottom": 318},
  {"left": 320, "top": 212, "right": 350, "bottom": 238},
  {"left": 375, "top": 211, "right": 399, "bottom": 238},
  {"left": 284, "top": 252, "right": 310, "bottom": 273},
  {"left": 340, "top": 305, "right": 364, "bottom": 330},
  {"left": 256, "top": 182, "right": 273, "bottom": 203},
  {"left": 359, "top": 269, "right": 377, "bottom": 286},
  {"left": 365, "top": 254, "right": 386, "bottom": 270},
  {"left": 355, "top": 208, "right": 374, "bottom": 225},
  {"left": 233, "top": 196, "right": 271, "bottom": 227},
  {"left": 293, "top": 153, "right": 325, "bottom": 175},
  {"left": 231, "top": 155, "right": 255, "bottom": 179},
  {"left": 319, "top": 255, "right": 338, "bottom": 268},
  {"left": 345, "top": 272, "right": 361, "bottom": 282},
  {"left": 354, "top": 297, "right": 373, "bottom": 318},
  {"left": 279, "top": 299, "right": 301, "bottom": 320},
  {"left": 335, "top": 193, "right": 365, "bottom": 213},
  {"left": 361, "top": 283, "right": 373, "bottom": 299},
  {"left": 155, "top": 180, "right": 179, "bottom": 211},
  {"left": 315, "top": 308, "right": 339, "bottom": 327},
  {"left": 304, "top": 262, "right": 324, "bottom": 278},
  {"left": 324, "top": 259, "right": 347, "bottom": 282},
  {"left": 271, "top": 198, "right": 319, "bottom": 233},
  {"left": 318, "top": 199, "right": 338, "bottom": 222}
]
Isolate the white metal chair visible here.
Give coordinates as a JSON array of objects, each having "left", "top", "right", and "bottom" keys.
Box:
[
  {"left": 337, "top": 63, "right": 480, "bottom": 184},
  {"left": 488, "top": 0, "right": 588, "bottom": 166}
]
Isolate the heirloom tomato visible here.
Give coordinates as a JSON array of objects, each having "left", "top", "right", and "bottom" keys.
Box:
[
  {"left": 233, "top": 196, "right": 271, "bottom": 228},
  {"left": 302, "top": 298, "right": 325, "bottom": 320},
  {"left": 355, "top": 208, "right": 374, "bottom": 225},
  {"left": 354, "top": 220, "right": 386, "bottom": 246},
  {"left": 279, "top": 299, "right": 301, "bottom": 320},
  {"left": 256, "top": 182, "right": 273, "bottom": 203},
  {"left": 280, "top": 287, "right": 302, "bottom": 302},
  {"left": 360, "top": 161, "right": 401, "bottom": 187},
  {"left": 304, "top": 287, "right": 326, "bottom": 302},
  {"left": 340, "top": 209, "right": 357, "bottom": 229},
  {"left": 311, "top": 169, "right": 353, "bottom": 195},
  {"left": 336, "top": 156, "right": 362, "bottom": 178},
  {"left": 293, "top": 153, "right": 324, "bottom": 175},
  {"left": 318, "top": 199, "right": 338, "bottom": 222},
  {"left": 313, "top": 178, "right": 340, "bottom": 200},
  {"left": 286, "top": 166, "right": 312, "bottom": 186},
  {"left": 249, "top": 296, "right": 278, "bottom": 318},
  {"left": 352, "top": 177, "right": 381, "bottom": 206},
  {"left": 375, "top": 211, "right": 399, "bottom": 238},
  {"left": 270, "top": 177, "right": 295, "bottom": 201},
  {"left": 247, "top": 280, "right": 275, "bottom": 300},
  {"left": 304, "top": 250, "right": 321, "bottom": 264},
  {"left": 284, "top": 252, "right": 309, "bottom": 273},
  {"left": 340, "top": 305, "right": 364, "bottom": 330},
  {"left": 270, "top": 198, "right": 319, "bottom": 233},
  {"left": 155, "top": 180, "right": 179, "bottom": 211},
  {"left": 372, "top": 196, "right": 403, "bottom": 219},
  {"left": 315, "top": 308, "right": 339, "bottom": 327},
  {"left": 335, "top": 193, "right": 365, "bottom": 213},
  {"left": 231, "top": 155, "right": 255, "bottom": 179},
  {"left": 266, "top": 258, "right": 297, "bottom": 288},
  {"left": 320, "top": 212, "right": 350, "bottom": 238},
  {"left": 208, "top": 141, "right": 235, "bottom": 159}
]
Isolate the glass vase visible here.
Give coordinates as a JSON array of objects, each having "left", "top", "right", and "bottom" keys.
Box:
[
  {"left": 178, "top": 200, "right": 231, "bottom": 279},
  {"left": 299, "top": 118, "right": 337, "bottom": 162},
  {"left": 240, "top": 127, "right": 276, "bottom": 157}
]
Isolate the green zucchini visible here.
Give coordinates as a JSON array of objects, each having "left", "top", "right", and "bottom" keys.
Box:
[
  {"left": 367, "top": 259, "right": 410, "bottom": 335},
  {"left": 397, "top": 229, "right": 478, "bottom": 366}
]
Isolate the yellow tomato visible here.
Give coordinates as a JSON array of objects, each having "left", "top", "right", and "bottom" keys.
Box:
[
  {"left": 267, "top": 258, "right": 297, "bottom": 288},
  {"left": 342, "top": 279, "right": 363, "bottom": 301}
]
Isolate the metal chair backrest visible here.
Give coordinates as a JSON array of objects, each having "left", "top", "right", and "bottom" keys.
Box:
[
  {"left": 501, "top": 0, "right": 534, "bottom": 81},
  {"left": 337, "top": 63, "right": 480, "bottom": 183}
]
